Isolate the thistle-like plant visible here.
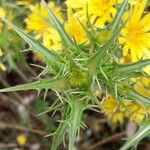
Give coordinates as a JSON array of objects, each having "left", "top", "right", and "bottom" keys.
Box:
[{"left": 0, "top": 0, "right": 150, "bottom": 149}]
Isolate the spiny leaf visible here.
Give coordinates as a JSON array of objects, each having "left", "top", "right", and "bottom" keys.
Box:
[
  {"left": 37, "top": 102, "right": 62, "bottom": 116},
  {"left": 121, "top": 120, "right": 150, "bottom": 150},
  {"left": 87, "top": 2, "right": 129, "bottom": 76},
  {"left": 41, "top": 0, "right": 72, "bottom": 47},
  {"left": 116, "top": 59, "right": 150, "bottom": 73},
  {"left": 77, "top": 19, "right": 97, "bottom": 50},
  {"left": 51, "top": 122, "right": 68, "bottom": 150},
  {"left": 69, "top": 100, "right": 85, "bottom": 150},
  {"left": 0, "top": 78, "right": 68, "bottom": 93},
  {"left": 128, "top": 90, "right": 150, "bottom": 106},
  {"left": 51, "top": 104, "right": 70, "bottom": 150},
  {"left": 0, "top": 17, "right": 65, "bottom": 64},
  {"left": 111, "top": 0, "right": 128, "bottom": 32},
  {"left": 87, "top": 30, "right": 117, "bottom": 76}
]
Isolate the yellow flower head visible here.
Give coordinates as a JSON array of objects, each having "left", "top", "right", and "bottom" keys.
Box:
[
  {"left": 102, "top": 95, "right": 149, "bottom": 123},
  {"left": 119, "top": 0, "right": 150, "bottom": 64},
  {"left": 0, "top": 49, "right": 6, "bottom": 71},
  {"left": 66, "top": 0, "right": 122, "bottom": 28},
  {"left": 65, "top": 6, "right": 87, "bottom": 44},
  {"left": 16, "top": 134, "right": 27, "bottom": 145},
  {"left": 25, "top": 2, "right": 62, "bottom": 56},
  {"left": 17, "top": 0, "right": 35, "bottom": 6}
]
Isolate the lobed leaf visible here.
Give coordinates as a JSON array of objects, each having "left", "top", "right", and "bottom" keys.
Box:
[
  {"left": 116, "top": 59, "right": 150, "bottom": 73},
  {"left": 0, "top": 17, "right": 65, "bottom": 65},
  {"left": 51, "top": 104, "right": 70, "bottom": 150},
  {"left": 0, "top": 78, "right": 68, "bottom": 93},
  {"left": 68, "top": 100, "right": 85, "bottom": 150}
]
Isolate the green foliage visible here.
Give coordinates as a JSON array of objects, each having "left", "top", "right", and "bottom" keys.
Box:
[
  {"left": 0, "top": 78, "right": 68, "bottom": 92},
  {"left": 0, "top": 0, "right": 149, "bottom": 150}
]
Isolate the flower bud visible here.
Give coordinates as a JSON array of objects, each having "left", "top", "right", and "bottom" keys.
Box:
[
  {"left": 68, "top": 67, "right": 90, "bottom": 90},
  {"left": 97, "top": 30, "right": 111, "bottom": 44}
]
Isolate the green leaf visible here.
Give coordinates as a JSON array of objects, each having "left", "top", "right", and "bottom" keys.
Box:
[
  {"left": 121, "top": 120, "right": 150, "bottom": 150},
  {"left": 37, "top": 101, "right": 62, "bottom": 116},
  {"left": 0, "top": 17, "right": 65, "bottom": 65},
  {"left": 41, "top": 0, "right": 72, "bottom": 47},
  {"left": 88, "top": 0, "right": 129, "bottom": 76},
  {"left": 116, "top": 59, "right": 150, "bottom": 73},
  {"left": 0, "top": 78, "right": 68, "bottom": 93},
  {"left": 111, "top": 0, "right": 128, "bottom": 32},
  {"left": 77, "top": 19, "right": 97, "bottom": 50},
  {"left": 68, "top": 100, "right": 85, "bottom": 150},
  {"left": 51, "top": 104, "right": 70, "bottom": 150},
  {"left": 87, "top": 30, "right": 117, "bottom": 76},
  {"left": 128, "top": 90, "right": 150, "bottom": 106}
]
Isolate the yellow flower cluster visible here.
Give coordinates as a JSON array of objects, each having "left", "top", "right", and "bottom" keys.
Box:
[
  {"left": 102, "top": 95, "right": 149, "bottom": 124},
  {"left": 134, "top": 77, "right": 150, "bottom": 98},
  {"left": 119, "top": 0, "right": 150, "bottom": 74},
  {"left": 25, "top": 2, "right": 62, "bottom": 60},
  {"left": 66, "top": 0, "right": 122, "bottom": 28},
  {"left": 101, "top": 0, "right": 150, "bottom": 124}
]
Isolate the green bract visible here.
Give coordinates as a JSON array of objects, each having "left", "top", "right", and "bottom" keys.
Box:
[{"left": 0, "top": 0, "right": 150, "bottom": 149}]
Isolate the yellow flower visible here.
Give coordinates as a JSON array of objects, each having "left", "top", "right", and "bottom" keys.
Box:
[
  {"left": 16, "top": 134, "right": 27, "bottom": 145},
  {"left": 0, "top": 49, "right": 6, "bottom": 71},
  {"left": 102, "top": 95, "right": 149, "bottom": 123},
  {"left": 17, "top": 0, "right": 35, "bottom": 6},
  {"left": 134, "top": 77, "right": 150, "bottom": 98},
  {"left": 25, "top": 2, "right": 62, "bottom": 60},
  {"left": 66, "top": 0, "right": 122, "bottom": 28},
  {"left": 65, "top": 6, "right": 87, "bottom": 44},
  {"left": 123, "top": 101, "right": 148, "bottom": 122},
  {"left": 119, "top": 0, "right": 150, "bottom": 73}
]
